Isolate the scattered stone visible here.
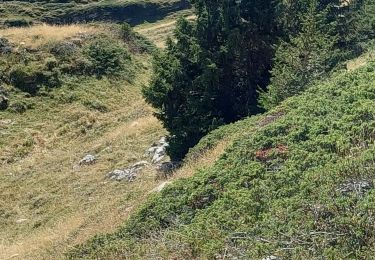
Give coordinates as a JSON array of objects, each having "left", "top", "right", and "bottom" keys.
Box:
[
  {"left": 132, "top": 160, "right": 149, "bottom": 168},
  {"left": 16, "top": 218, "right": 28, "bottom": 224},
  {"left": 337, "top": 179, "right": 373, "bottom": 196},
  {"left": 107, "top": 169, "right": 137, "bottom": 182},
  {"left": 107, "top": 161, "right": 149, "bottom": 182},
  {"left": 0, "top": 119, "right": 13, "bottom": 125},
  {"left": 147, "top": 137, "right": 169, "bottom": 163},
  {"left": 262, "top": 256, "right": 279, "bottom": 260},
  {"left": 156, "top": 161, "right": 181, "bottom": 179},
  {"left": 152, "top": 181, "right": 172, "bottom": 192},
  {"left": 78, "top": 154, "right": 97, "bottom": 166}
]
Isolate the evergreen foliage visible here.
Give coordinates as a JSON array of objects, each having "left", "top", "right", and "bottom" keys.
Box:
[
  {"left": 144, "top": 0, "right": 279, "bottom": 160},
  {"left": 259, "top": 1, "right": 338, "bottom": 109},
  {"left": 84, "top": 36, "right": 131, "bottom": 77},
  {"left": 260, "top": 0, "right": 375, "bottom": 109},
  {"left": 144, "top": 0, "right": 373, "bottom": 160}
]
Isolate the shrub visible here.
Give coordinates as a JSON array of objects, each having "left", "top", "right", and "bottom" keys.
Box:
[
  {"left": 84, "top": 36, "right": 131, "bottom": 77},
  {"left": 0, "top": 37, "right": 13, "bottom": 54},
  {"left": 83, "top": 100, "right": 108, "bottom": 113},
  {"left": 41, "top": 69, "right": 61, "bottom": 88},
  {"left": 44, "top": 57, "right": 58, "bottom": 71},
  {"left": 8, "top": 101, "right": 33, "bottom": 113},
  {"left": 0, "top": 86, "right": 9, "bottom": 110},
  {"left": 120, "top": 23, "right": 134, "bottom": 42},
  {"left": 59, "top": 57, "right": 93, "bottom": 75},
  {"left": 259, "top": 2, "right": 337, "bottom": 110},
  {"left": 4, "top": 18, "right": 32, "bottom": 28},
  {"left": 50, "top": 41, "right": 79, "bottom": 58},
  {"left": 9, "top": 65, "right": 40, "bottom": 94},
  {"left": 9, "top": 64, "right": 61, "bottom": 94},
  {"left": 120, "top": 22, "right": 156, "bottom": 53}
]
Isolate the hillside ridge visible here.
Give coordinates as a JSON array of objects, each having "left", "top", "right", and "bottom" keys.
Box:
[{"left": 69, "top": 50, "right": 375, "bottom": 259}]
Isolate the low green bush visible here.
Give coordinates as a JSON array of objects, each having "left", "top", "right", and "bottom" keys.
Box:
[
  {"left": 120, "top": 23, "right": 156, "bottom": 53},
  {"left": 50, "top": 41, "right": 80, "bottom": 59},
  {"left": 83, "top": 100, "right": 108, "bottom": 113},
  {"left": 9, "top": 65, "right": 40, "bottom": 94},
  {"left": 9, "top": 63, "right": 61, "bottom": 94},
  {"left": 4, "top": 18, "right": 33, "bottom": 28},
  {"left": 8, "top": 100, "right": 33, "bottom": 113},
  {"left": 83, "top": 36, "right": 131, "bottom": 77}
]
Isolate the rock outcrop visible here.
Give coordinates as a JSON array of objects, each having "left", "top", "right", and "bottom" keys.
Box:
[
  {"left": 107, "top": 161, "right": 150, "bottom": 182},
  {"left": 78, "top": 154, "right": 97, "bottom": 166}
]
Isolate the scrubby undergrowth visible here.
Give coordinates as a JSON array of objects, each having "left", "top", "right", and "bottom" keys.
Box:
[{"left": 70, "top": 52, "right": 375, "bottom": 259}]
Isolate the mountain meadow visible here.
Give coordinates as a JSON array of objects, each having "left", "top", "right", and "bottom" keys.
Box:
[{"left": 1, "top": 0, "right": 375, "bottom": 259}]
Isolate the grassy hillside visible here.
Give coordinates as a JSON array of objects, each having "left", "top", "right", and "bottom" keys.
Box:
[
  {"left": 0, "top": 0, "right": 190, "bottom": 27},
  {"left": 134, "top": 11, "right": 194, "bottom": 48},
  {"left": 0, "top": 22, "right": 173, "bottom": 259},
  {"left": 69, "top": 51, "right": 375, "bottom": 259}
]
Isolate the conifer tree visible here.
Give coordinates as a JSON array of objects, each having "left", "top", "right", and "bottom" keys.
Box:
[
  {"left": 259, "top": 0, "right": 337, "bottom": 109},
  {"left": 143, "top": 0, "right": 278, "bottom": 160}
]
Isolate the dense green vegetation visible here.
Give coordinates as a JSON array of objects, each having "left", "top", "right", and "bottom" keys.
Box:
[
  {"left": 69, "top": 50, "right": 375, "bottom": 259},
  {"left": 143, "top": 0, "right": 375, "bottom": 161},
  {"left": 260, "top": 0, "right": 375, "bottom": 109}
]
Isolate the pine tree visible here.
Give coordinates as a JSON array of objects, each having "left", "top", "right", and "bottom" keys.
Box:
[
  {"left": 259, "top": 1, "right": 337, "bottom": 110},
  {"left": 143, "top": 0, "right": 278, "bottom": 160}
]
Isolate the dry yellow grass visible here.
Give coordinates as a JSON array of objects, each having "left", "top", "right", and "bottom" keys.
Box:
[
  {"left": 0, "top": 84, "right": 229, "bottom": 260},
  {"left": 0, "top": 24, "right": 98, "bottom": 48},
  {"left": 135, "top": 15, "right": 195, "bottom": 48},
  {"left": 0, "top": 53, "right": 168, "bottom": 259},
  {"left": 172, "top": 140, "right": 229, "bottom": 181},
  {"left": 346, "top": 50, "right": 375, "bottom": 71}
]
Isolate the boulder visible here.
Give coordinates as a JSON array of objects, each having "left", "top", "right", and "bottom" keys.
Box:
[
  {"left": 155, "top": 161, "right": 181, "bottom": 179},
  {"left": 262, "top": 256, "right": 279, "bottom": 260},
  {"left": 107, "top": 161, "right": 149, "bottom": 182},
  {"left": 132, "top": 160, "right": 149, "bottom": 169},
  {"left": 147, "top": 137, "right": 169, "bottom": 163},
  {"left": 156, "top": 161, "right": 181, "bottom": 174},
  {"left": 337, "top": 179, "right": 373, "bottom": 196},
  {"left": 107, "top": 169, "right": 137, "bottom": 182},
  {"left": 78, "top": 154, "right": 97, "bottom": 166},
  {"left": 152, "top": 146, "right": 167, "bottom": 163}
]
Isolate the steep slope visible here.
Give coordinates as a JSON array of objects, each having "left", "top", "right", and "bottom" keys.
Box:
[
  {"left": 0, "top": 23, "right": 168, "bottom": 259},
  {"left": 0, "top": 0, "right": 190, "bottom": 27},
  {"left": 70, "top": 51, "right": 375, "bottom": 259}
]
